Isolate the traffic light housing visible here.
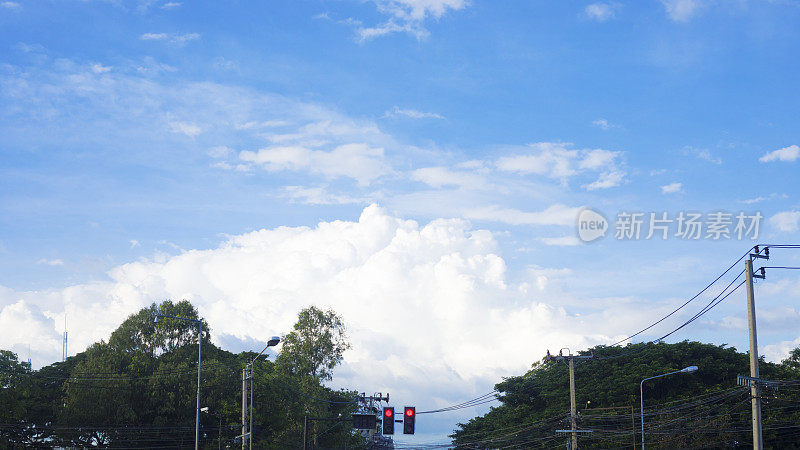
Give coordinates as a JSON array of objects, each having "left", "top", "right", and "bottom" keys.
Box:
[
  {"left": 403, "top": 407, "right": 415, "bottom": 434},
  {"left": 382, "top": 407, "right": 395, "bottom": 434}
]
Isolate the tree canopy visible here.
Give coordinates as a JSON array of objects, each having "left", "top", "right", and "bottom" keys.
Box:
[
  {"left": 0, "top": 301, "right": 361, "bottom": 449},
  {"left": 451, "top": 341, "right": 800, "bottom": 448}
]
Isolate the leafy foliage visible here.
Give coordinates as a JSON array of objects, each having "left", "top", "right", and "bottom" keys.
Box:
[
  {"left": 276, "top": 306, "right": 351, "bottom": 382},
  {"left": 452, "top": 341, "right": 800, "bottom": 449},
  {"left": 0, "top": 301, "right": 362, "bottom": 448}
]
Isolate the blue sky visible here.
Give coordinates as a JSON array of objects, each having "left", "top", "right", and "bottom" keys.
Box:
[{"left": 2, "top": 0, "right": 800, "bottom": 443}]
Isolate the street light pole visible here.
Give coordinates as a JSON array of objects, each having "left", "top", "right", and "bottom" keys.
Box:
[
  {"left": 155, "top": 313, "right": 204, "bottom": 450},
  {"left": 640, "top": 366, "right": 698, "bottom": 449},
  {"left": 243, "top": 336, "right": 280, "bottom": 450}
]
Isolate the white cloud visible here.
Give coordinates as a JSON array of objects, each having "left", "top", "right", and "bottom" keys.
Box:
[
  {"left": 661, "top": 0, "right": 702, "bottom": 22},
  {"left": 0, "top": 205, "right": 623, "bottom": 410},
  {"left": 358, "top": 0, "right": 467, "bottom": 40},
  {"left": 140, "top": 33, "right": 169, "bottom": 41},
  {"left": 496, "top": 142, "right": 624, "bottom": 189},
  {"left": 584, "top": 3, "right": 618, "bottom": 22},
  {"left": 384, "top": 106, "right": 444, "bottom": 120},
  {"left": 140, "top": 32, "right": 200, "bottom": 45},
  {"left": 759, "top": 145, "right": 800, "bottom": 163},
  {"left": 136, "top": 57, "right": 177, "bottom": 75},
  {"left": 660, "top": 182, "right": 682, "bottom": 194},
  {"left": 696, "top": 149, "right": 721, "bottom": 164},
  {"left": 161, "top": 2, "right": 181, "bottom": 9},
  {"left": 682, "top": 146, "right": 722, "bottom": 164},
  {"left": 461, "top": 204, "right": 580, "bottom": 226},
  {"left": 739, "top": 193, "right": 786, "bottom": 204},
  {"left": 1, "top": 1, "right": 20, "bottom": 10},
  {"left": 1, "top": 56, "right": 401, "bottom": 188},
  {"left": 411, "top": 166, "right": 485, "bottom": 189},
  {"left": 207, "top": 146, "right": 234, "bottom": 158},
  {"left": 130, "top": 240, "right": 140, "bottom": 248},
  {"left": 37, "top": 258, "right": 64, "bottom": 266},
  {"left": 496, "top": 143, "right": 579, "bottom": 178},
  {"left": 770, "top": 211, "right": 800, "bottom": 233},
  {"left": 592, "top": 118, "right": 616, "bottom": 129},
  {"left": 168, "top": 121, "right": 202, "bottom": 138},
  {"left": 538, "top": 236, "right": 580, "bottom": 246},
  {"left": 763, "top": 336, "right": 800, "bottom": 364},
  {"left": 281, "top": 186, "right": 370, "bottom": 205},
  {"left": 583, "top": 170, "right": 625, "bottom": 190},
  {"left": 90, "top": 63, "right": 112, "bottom": 74},
  {"left": 239, "top": 144, "right": 391, "bottom": 186}
]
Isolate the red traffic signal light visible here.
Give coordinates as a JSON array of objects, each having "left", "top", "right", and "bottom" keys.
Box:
[
  {"left": 403, "top": 407, "right": 415, "bottom": 434},
  {"left": 382, "top": 407, "right": 395, "bottom": 434}
]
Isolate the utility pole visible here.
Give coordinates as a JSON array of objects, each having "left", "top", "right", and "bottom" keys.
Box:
[
  {"left": 303, "top": 415, "right": 308, "bottom": 450},
  {"left": 745, "top": 246, "right": 768, "bottom": 450},
  {"left": 569, "top": 357, "right": 576, "bottom": 450},
  {"left": 241, "top": 367, "right": 247, "bottom": 450},
  {"left": 548, "top": 349, "right": 593, "bottom": 450},
  {"left": 631, "top": 405, "right": 636, "bottom": 450}
]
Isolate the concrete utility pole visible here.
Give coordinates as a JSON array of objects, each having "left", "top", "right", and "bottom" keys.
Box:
[
  {"left": 548, "top": 349, "right": 593, "bottom": 450},
  {"left": 569, "top": 357, "right": 577, "bottom": 450},
  {"left": 745, "top": 250, "right": 767, "bottom": 450},
  {"left": 241, "top": 367, "right": 247, "bottom": 450},
  {"left": 303, "top": 415, "right": 308, "bottom": 450}
]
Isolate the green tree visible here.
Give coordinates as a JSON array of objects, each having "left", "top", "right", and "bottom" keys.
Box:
[
  {"left": 451, "top": 341, "right": 800, "bottom": 449},
  {"left": 0, "top": 300, "right": 362, "bottom": 448},
  {"left": 782, "top": 347, "right": 800, "bottom": 373},
  {"left": 276, "top": 306, "right": 350, "bottom": 382},
  {"left": 0, "top": 350, "right": 31, "bottom": 446}
]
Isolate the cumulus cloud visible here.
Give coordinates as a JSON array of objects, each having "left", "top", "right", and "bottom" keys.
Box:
[
  {"left": 239, "top": 144, "right": 391, "bottom": 186},
  {"left": 661, "top": 182, "right": 682, "bottom": 194},
  {"left": 763, "top": 336, "right": 800, "bottom": 364},
  {"left": 1, "top": 1, "right": 21, "bottom": 10},
  {"left": 496, "top": 142, "right": 624, "bottom": 189},
  {"left": 384, "top": 106, "right": 444, "bottom": 120},
  {"left": 0, "top": 205, "right": 625, "bottom": 412},
  {"left": 584, "top": 3, "right": 618, "bottom": 22},
  {"left": 770, "top": 211, "right": 800, "bottom": 233},
  {"left": 759, "top": 145, "right": 800, "bottom": 163},
  {"left": 358, "top": 0, "right": 467, "bottom": 40}
]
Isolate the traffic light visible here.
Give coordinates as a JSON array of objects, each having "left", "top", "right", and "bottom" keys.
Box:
[
  {"left": 382, "top": 407, "right": 395, "bottom": 434},
  {"left": 403, "top": 407, "right": 415, "bottom": 434}
]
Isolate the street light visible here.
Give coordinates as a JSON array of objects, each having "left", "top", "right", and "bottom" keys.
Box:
[
  {"left": 640, "top": 366, "right": 698, "bottom": 449},
  {"left": 155, "top": 313, "right": 204, "bottom": 450},
  {"left": 245, "top": 336, "right": 281, "bottom": 450},
  {"left": 202, "top": 407, "right": 223, "bottom": 450}
]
